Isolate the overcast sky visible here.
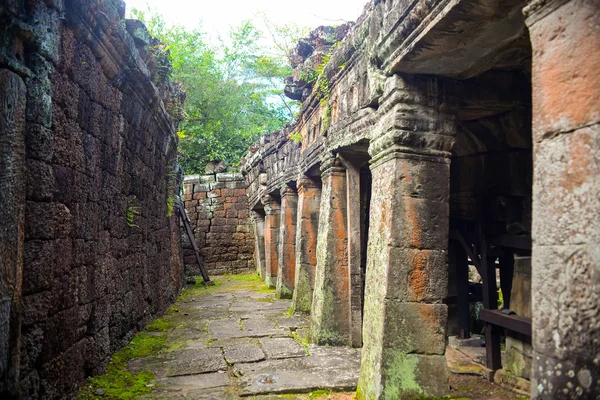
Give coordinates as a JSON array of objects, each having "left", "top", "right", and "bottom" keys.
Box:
[{"left": 124, "top": 0, "right": 370, "bottom": 39}]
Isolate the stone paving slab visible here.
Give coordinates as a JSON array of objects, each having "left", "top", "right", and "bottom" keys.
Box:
[
  {"left": 234, "top": 347, "right": 362, "bottom": 395},
  {"left": 242, "top": 317, "right": 290, "bottom": 337},
  {"left": 275, "top": 316, "right": 309, "bottom": 329},
  {"left": 208, "top": 318, "right": 246, "bottom": 339},
  {"left": 224, "top": 343, "right": 266, "bottom": 364},
  {"left": 165, "top": 348, "right": 228, "bottom": 377},
  {"left": 139, "top": 373, "right": 235, "bottom": 399},
  {"left": 259, "top": 337, "right": 307, "bottom": 359}
]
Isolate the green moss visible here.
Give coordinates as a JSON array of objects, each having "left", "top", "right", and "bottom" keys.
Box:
[
  {"left": 257, "top": 285, "right": 276, "bottom": 293},
  {"left": 383, "top": 351, "right": 423, "bottom": 400},
  {"left": 78, "top": 334, "right": 166, "bottom": 399},
  {"left": 257, "top": 297, "right": 274, "bottom": 303},
  {"left": 226, "top": 273, "right": 262, "bottom": 282},
  {"left": 309, "top": 389, "right": 332, "bottom": 398},
  {"left": 78, "top": 368, "right": 155, "bottom": 400},
  {"left": 145, "top": 318, "right": 173, "bottom": 333},
  {"left": 292, "top": 331, "right": 311, "bottom": 356}
]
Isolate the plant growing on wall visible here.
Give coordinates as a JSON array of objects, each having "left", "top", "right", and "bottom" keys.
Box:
[{"left": 126, "top": 205, "right": 140, "bottom": 227}]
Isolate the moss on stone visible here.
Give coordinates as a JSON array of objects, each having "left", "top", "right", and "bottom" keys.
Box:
[
  {"left": 145, "top": 317, "right": 173, "bottom": 333},
  {"left": 78, "top": 333, "right": 166, "bottom": 399},
  {"left": 383, "top": 351, "right": 423, "bottom": 400}
]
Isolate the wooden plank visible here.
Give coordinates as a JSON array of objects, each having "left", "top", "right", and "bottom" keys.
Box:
[
  {"left": 479, "top": 309, "right": 532, "bottom": 336},
  {"left": 178, "top": 203, "right": 212, "bottom": 284}
]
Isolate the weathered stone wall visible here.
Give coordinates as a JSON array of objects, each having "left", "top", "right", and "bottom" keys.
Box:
[
  {"left": 0, "top": 1, "right": 184, "bottom": 398},
  {"left": 182, "top": 173, "right": 254, "bottom": 276}
]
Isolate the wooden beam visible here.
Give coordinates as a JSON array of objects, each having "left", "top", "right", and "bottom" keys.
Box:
[{"left": 479, "top": 309, "right": 532, "bottom": 336}]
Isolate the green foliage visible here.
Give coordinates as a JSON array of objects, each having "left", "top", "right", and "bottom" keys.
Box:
[
  {"left": 166, "top": 195, "right": 177, "bottom": 217},
  {"left": 130, "top": 9, "right": 307, "bottom": 174},
  {"left": 288, "top": 132, "right": 302, "bottom": 143},
  {"left": 125, "top": 205, "right": 139, "bottom": 227},
  {"left": 322, "top": 106, "right": 332, "bottom": 132}
]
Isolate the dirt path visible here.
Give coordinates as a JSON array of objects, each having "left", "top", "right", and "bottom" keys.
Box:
[{"left": 78, "top": 275, "right": 527, "bottom": 400}]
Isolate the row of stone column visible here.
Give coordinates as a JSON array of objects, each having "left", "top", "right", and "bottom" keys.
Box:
[{"left": 252, "top": 119, "right": 454, "bottom": 398}]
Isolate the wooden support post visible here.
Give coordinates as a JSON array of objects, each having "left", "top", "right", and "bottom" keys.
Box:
[
  {"left": 454, "top": 244, "right": 470, "bottom": 339},
  {"left": 499, "top": 251, "right": 514, "bottom": 310},
  {"left": 481, "top": 251, "right": 501, "bottom": 372}
]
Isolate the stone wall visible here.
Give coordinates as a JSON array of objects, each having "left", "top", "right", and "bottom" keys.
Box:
[
  {"left": 0, "top": 1, "right": 184, "bottom": 398},
  {"left": 182, "top": 173, "right": 254, "bottom": 276}
]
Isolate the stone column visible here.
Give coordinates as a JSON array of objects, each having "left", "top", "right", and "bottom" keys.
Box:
[
  {"left": 310, "top": 155, "right": 351, "bottom": 346},
  {"left": 357, "top": 75, "right": 455, "bottom": 399},
  {"left": 261, "top": 195, "right": 281, "bottom": 288},
  {"left": 524, "top": 1, "right": 600, "bottom": 398},
  {"left": 276, "top": 185, "right": 298, "bottom": 299},
  {"left": 251, "top": 211, "right": 267, "bottom": 279},
  {"left": 292, "top": 176, "right": 322, "bottom": 313},
  {"left": 342, "top": 157, "right": 364, "bottom": 348},
  {"left": 0, "top": 70, "right": 26, "bottom": 397}
]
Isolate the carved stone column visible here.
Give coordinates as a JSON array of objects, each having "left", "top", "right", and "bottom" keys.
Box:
[
  {"left": 524, "top": 1, "right": 600, "bottom": 398},
  {"left": 291, "top": 176, "right": 321, "bottom": 313},
  {"left": 276, "top": 185, "right": 298, "bottom": 299},
  {"left": 357, "top": 75, "right": 455, "bottom": 399},
  {"left": 261, "top": 195, "right": 281, "bottom": 289},
  {"left": 310, "top": 155, "right": 351, "bottom": 346},
  {"left": 250, "top": 211, "right": 267, "bottom": 279}
]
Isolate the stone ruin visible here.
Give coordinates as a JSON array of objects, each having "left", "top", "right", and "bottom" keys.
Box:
[
  {"left": 1, "top": 0, "right": 183, "bottom": 398},
  {"left": 0, "top": 0, "right": 598, "bottom": 399},
  {"left": 181, "top": 172, "right": 255, "bottom": 276},
  {"left": 241, "top": 0, "right": 599, "bottom": 398}
]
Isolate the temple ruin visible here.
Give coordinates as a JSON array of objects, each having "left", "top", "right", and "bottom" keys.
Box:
[
  {"left": 0, "top": 0, "right": 598, "bottom": 399},
  {"left": 242, "top": 0, "right": 599, "bottom": 398}
]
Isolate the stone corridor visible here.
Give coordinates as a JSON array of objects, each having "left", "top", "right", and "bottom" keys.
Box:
[{"left": 77, "top": 275, "right": 528, "bottom": 399}]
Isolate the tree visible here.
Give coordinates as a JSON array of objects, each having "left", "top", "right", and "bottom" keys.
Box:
[{"left": 130, "top": 9, "right": 306, "bottom": 174}]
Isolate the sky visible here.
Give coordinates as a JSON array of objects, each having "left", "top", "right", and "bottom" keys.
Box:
[{"left": 124, "top": 0, "right": 370, "bottom": 39}]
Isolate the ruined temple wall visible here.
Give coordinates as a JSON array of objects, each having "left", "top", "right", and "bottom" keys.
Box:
[
  {"left": 182, "top": 174, "right": 255, "bottom": 276},
  {"left": 0, "top": 1, "right": 183, "bottom": 398}
]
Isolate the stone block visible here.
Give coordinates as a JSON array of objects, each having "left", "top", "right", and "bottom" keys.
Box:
[
  {"left": 381, "top": 302, "right": 447, "bottom": 355},
  {"left": 192, "top": 183, "right": 209, "bottom": 194},
  {"left": 531, "top": 244, "right": 599, "bottom": 359},
  {"left": 532, "top": 126, "right": 600, "bottom": 246},
  {"left": 25, "top": 202, "right": 72, "bottom": 239},
  {"left": 528, "top": 0, "right": 600, "bottom": 139},
  {"left": 384, "top": 248, "right": 448, "bottom": 302}
]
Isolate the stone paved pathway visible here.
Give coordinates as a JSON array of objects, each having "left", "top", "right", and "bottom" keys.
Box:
[
  {"left": 130, "top": 276, "right": 361, "bottom": 399},
  {"left": 81, "top": 275, "right": 528, "bottom": 399}
]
